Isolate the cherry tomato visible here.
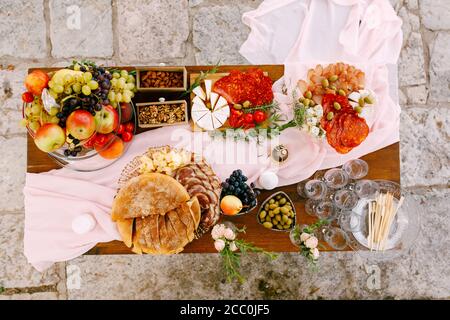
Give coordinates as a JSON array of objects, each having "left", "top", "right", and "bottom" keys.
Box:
[
  {"left": 124, "top": 122, "right": 135, "bottom": 133},
  {"left": 243, "top": 113, "right": 254, "bottom": 124},
  {"left": 253, "top": 110, "right": 266, "bottom": 124},
  {"left": 244, "top": 122, "right": 255, "bottom": 129},
  {"left": 229, "top": 114, "right": 244, "bottom": 128},
  {"left": 116, "top": 124, "right": 124, "bottom": 135},
  {"left": 121, "top": 131, "right": 133, "bottom": 142},
  {"left": 22, "top": 92, "right": 34, "bottom": 103}
]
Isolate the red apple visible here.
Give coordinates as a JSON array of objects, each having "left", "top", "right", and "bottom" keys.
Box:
[
  {"left": 119, "top": 102, "right": 133, "bottom": 123},
  {"left": 34, "top": 124, "right": 66, "bottom": 153},
  {"left": 66, "top": 110, "right": 96, "bottom": 140},
  {"left": 95, "top": 105, "right": 119, "bottom": 134},
  {"left": 25, "top": 70, "right": 49, "bottom": 96},
  {"left": 96, "top": 135, "right": 124, "bottom": 160}
]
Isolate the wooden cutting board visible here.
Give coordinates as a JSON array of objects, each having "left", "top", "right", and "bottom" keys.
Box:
[{"left": 26, "top": 65, "right": 400, "bottom": 254}]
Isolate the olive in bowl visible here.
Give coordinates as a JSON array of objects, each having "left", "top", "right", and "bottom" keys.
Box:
[{"left": 257, "top": 191, "right": 296, "bottom": 231}]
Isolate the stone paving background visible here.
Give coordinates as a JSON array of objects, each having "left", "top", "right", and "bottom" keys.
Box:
[{"left": 0, "top": 0, "right": 449, "bottom": 300}]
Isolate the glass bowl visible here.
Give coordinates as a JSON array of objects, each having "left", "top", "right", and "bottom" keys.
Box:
[
  {"left": 343, "top": 180, "right": 420, "bottom": 261},
  {"left": 257, "top": 191, "right": 296, "bottom": 232},
  {"left": 23, "top": 101, "right": 137, "bottom": 172}
]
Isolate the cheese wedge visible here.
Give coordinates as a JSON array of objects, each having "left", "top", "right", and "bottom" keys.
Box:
[
  {"left": 204, "top": 80, "right": 212, "bottom": 100},
  {"left": 196, "top": 113, "right": 215, "bottom": 131},
  {"left": 210, "top": 92, "right": 219, "bottom": 108},
  {"left": 192, "top": 86, "right": 206, "bottom": 101},
  {"left": 215, "top": 96, "right": 228, "bottom": 109}
]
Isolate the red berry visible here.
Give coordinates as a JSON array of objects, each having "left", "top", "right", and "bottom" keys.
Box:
[
  {"left": 243, "top": 113, "right": 254, "bottom": 124},
  {"left": 121, "top": 131, "right": 133, "bottom": 142},
  {"left": 83, "top": 133, "right": 97, "bottom": 149},
  {"left": 22, "top": 92, "right": 34, "bottom": 103},
  {"left": 253, "top": 110, "right": 266, "bottom": 124},
  {"left": 116, "top": 124, "right": 124, "bottom": 135},
  {"left": 124, "top": 122, "right": 135, "bottom": 133},
  {"left": 94, "top": 134, "right": 107, "bottom": 147}
]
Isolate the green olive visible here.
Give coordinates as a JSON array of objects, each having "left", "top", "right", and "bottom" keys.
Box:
[
  {"left": 305, "top": 91, "right": 312, "bottom": 99},
  {"left": 268, "top": 211, "right": 274, "bottom": 217},
  {"left": 273, "top": 207, "right": 280, "bottom": 214},
  {"left": 282, "top": 215, "right": 289, "bottom": 222},
  {"left": 264, "top": 204, "right": 270, "bottom": 211},
  {"left": 364, "top": 96, "right": 373, "bottom": 104},
  {"left": 234, "top": 104, "right": 242, "bottom": 110},
  {"left": 279, "top": 198, "right": 287, "bottom": 205},
  {"left": 283, "top": 225, "right": 291, "bottom": 229},
  {"left": 243, "top": 100, "right": 251, "bottom": 108},
  {"left": 338, "top": 89, "right": 346, "bottom": 96},
  {"left": 263, "top": 222, "right": 273, "bottom": 229},
  {"left": 276, "top": 224, "right": 283, "bottom": 230},
  {"left": 280, "top": 206, "right": 289, "bottom": 214},
  {"left": 333, "top": 102, "right": 341, "bottom": 110},
  {"left": 355, "top": 106, "right": 363, "bottom": 114},
  {"left": 276, "top": 195, "right": 282, "bottom": 200},
  {"left": 327, "top": 111, "right": 334, "bottom": 121},
  {"left": 321, "top": 79, "right": 329, "bottom": 88},
  {"left": 303, "top": 98, "right": 311, "bottom": 107},
  {"left": 269, "top": 199, "right": 275, "bottom": 204},
  {"left": 266, "top": 216, "right": 272, "bottom": 222},
  {"left": 259, "top": 211, "right": 267, "bottom": 219},
  {"left": 275, "top": 215, "right": 282, "bottom": 221},
  {"left": 272, "top": 219, "right": 278, "bottom": 225},
  {"left": 329, "top": 85, "right": 337, "bottom": 91},
  {"left": 287, "top": 218, "right": 293, "bottom": 225},
  {"left": 269, "top": 203, "right": 278, "bottom": 210},
  {"left": 358, "top": 98, "right": 365, "bottom": 107}
]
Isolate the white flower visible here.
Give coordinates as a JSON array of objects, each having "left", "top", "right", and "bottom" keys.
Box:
[
  {"left": 229, "top": 241, "right": 238, "bottom": 252},
  {"left": 305, "top": 236, "right": 319, "bottom": 249},
  {"left": 309, "top": 126, "right": 320, "bottom": 137},
  {"left": 214, "top": 239, "right": 226, "bottom": 252},
  {"left": 211, "top": 224, "right": 226, "bottom": 240},
  {"left": 300, "top": 232, "right": 311, "bottom": 242},
  {"left": 312, "top": 247, "right": 320, "bottom": 260},
  {"left": 313, "top": 104, "right": 323, "bottom": 117},
  {"left": 223, "top": 228, "right": 236, "bottom": 240},
  {"left": 307, "top": 117, "right": 318, "bottom": 126},
  {"left": 348, "top": 91, "right": 361, "bottom": 102},
  {"left": 306, "top": 108, "right": 315, "bottom": 116}
]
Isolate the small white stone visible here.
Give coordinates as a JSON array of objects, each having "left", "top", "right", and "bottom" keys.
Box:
[
  {"left": 71, "top": 214, "right": 96, "bottom": 235},
  {"left": 259, "top": 171, "right": 279, "bottom": 190}
]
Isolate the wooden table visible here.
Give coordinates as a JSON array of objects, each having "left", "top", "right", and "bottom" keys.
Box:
[{"left": 26, "top": 65, "right": 400, "bottom": 254}]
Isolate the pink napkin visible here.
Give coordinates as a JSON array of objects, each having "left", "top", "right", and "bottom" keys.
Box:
[{"left": 24, "top": 0, "right": 403, "bottom": 271}]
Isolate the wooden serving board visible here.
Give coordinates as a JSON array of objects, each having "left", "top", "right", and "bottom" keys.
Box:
[{"left": 26, "top": 65, "right": 400, "bottom": 254}]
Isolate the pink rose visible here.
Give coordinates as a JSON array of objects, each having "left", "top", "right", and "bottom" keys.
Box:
[
  {"left": 305, "top": 236, "right": 318, "bottom": 249},
  {"left": 229, "top": 241, "right": 238, "bottom": 252},
  {"left": 312, "top": 248, "right": 320, "bottom": 260},
  {"left": 211, "top": 224, "right": 226, "bottom": 240},
  {"left": 214, "top": 239, "right": 226, "bottom": 252},
  {"left": 224, "top": 228, "right": 236, "bottom": 240},
  {"left": 300, "top": 232, "right": 311, "bottom": 242}
]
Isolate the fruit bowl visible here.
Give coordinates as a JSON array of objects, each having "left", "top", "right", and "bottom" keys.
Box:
[
  {"left": 23, "top": 100, "right": 137, "bottom": 172},
  {"left": 220, "top": 170, "right": 259, "bottom": 216}
]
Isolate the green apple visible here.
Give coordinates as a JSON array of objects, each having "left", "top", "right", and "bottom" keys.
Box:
[{"left": 34, "top": 124, "right": 66, "bottom": 153}]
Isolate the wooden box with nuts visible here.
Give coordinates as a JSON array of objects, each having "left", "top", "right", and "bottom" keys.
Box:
[
  {"left": 137, "top": 67, "right": 187, "bottom": 92},
  {"left": 136, "top": 100, "right": 188, "bottom": 128}
]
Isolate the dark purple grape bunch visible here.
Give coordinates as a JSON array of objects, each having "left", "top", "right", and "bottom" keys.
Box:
[
  {"left": 92, "top": 66, "right": 112, "bottom": 106},
  {"left": 221, "top": 169, "right": 260, "bottom": 210}
]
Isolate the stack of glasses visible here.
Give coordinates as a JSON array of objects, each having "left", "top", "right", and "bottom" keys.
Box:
[{"left": 295, "top": 159, "right": 380, "bottom": 250}]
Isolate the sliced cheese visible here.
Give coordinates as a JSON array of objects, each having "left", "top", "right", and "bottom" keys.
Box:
[
  {"left": 215, "top": 96, "right": 228, "bottom": 110},
  {"left": 192, "top": 86, "right": 206, "bottom": 101},
  {"left": 204, "top": 80, "right": 212, "bottom": 100},
  {"left": 196, "top": 113, "right": 215, "bottom": 131},
  {"left": 191, "top": 103, "right": 210, "bottom": 118},
  {"left": 192, "top": 96, "right": 206, "bottom": 108},
  {"left": 214, "top": 105, "right": 230, "bottom": 118},
  {"left": 213, "top": 110, "right": 228, "bottom": 126},
  {"left": 212, "top": 114, "right": 224, "bottom": 128},
  {"left": 210, "top": 92, "right": 219, "bottom": 109}
]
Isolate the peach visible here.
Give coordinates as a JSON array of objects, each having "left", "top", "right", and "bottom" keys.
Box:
[
  {"left": 220, "top": 195, "right": 243, "bottom": 216},
  {"left": 25, "top": 70, "right": 49, "bottom": 96},
  {"left": 97, "top": 136, "right": 124, "bottom": 160}
]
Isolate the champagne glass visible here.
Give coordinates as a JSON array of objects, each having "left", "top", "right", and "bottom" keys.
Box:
[
  {"left": 342, "top": 159, "right": 369, "bottom": 179},
  {"left": 323, "top": 168, "right": 349, "bottom": 189},
  {"left": 354, "top": 179, "right": 379, "bottom": 199},
  {"left": 322, "top": 226, "right": 349, "bottom": 250},
  {"left": 315, "top": 201, "right": 337, "bottom": 221},
  {"left": 333, "top": 189, "right": 359, "bottom": 210},
  {"left": 303, "top": 179, "right": 328, "bottom": 200},
  {"left": 305, "top": 199, "right": 319, "bottom": 216},
  {"left": 338, "top": 211, "right": 361, "bottom": 232}
]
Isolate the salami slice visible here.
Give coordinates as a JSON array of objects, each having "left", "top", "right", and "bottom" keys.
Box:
[
  {"left": 339, "top": 113, "right": 369, "bottom": 148},
  {"left": 212, "top": 69, "right": 274, "bottom": 106}
]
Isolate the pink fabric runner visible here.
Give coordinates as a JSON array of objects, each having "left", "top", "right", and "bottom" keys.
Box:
[{"left": 24, "top": 0, "right": 402, "bottom": 271}]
